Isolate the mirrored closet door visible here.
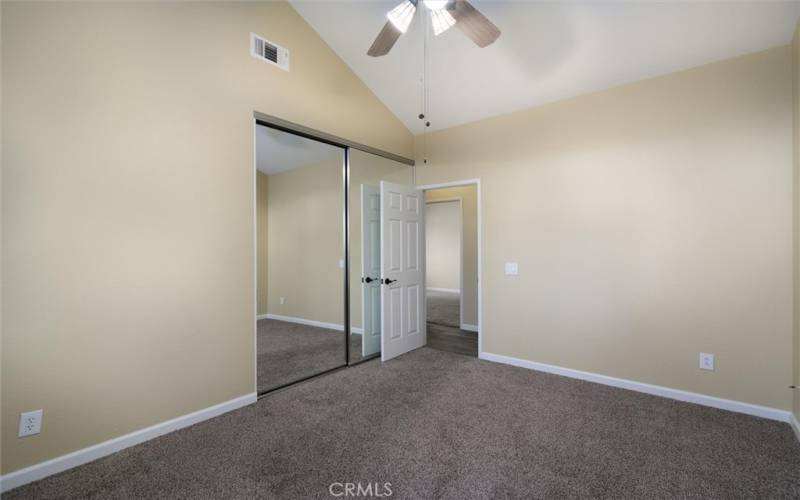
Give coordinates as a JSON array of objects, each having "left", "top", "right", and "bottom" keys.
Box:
[
  {"left": 256, "top": 124, "right": 346, "bottom": 393},
  {"left": 255, "top": 115, "right": 416, "bottom": 393},
  {"left": 348, "top": 149, "right": 414, "bottom": 364}
]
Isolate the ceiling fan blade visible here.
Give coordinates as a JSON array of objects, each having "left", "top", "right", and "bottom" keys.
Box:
[
  {"left": 368, "top": 21, "right": 403, "bottom": 57},
  {"left": 450, "top": 0, "right": 500, "bottom": 48}
]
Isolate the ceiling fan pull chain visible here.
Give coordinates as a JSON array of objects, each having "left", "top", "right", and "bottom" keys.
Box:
[{"left": 422, "top": 9, "right": 431, "bottom": 164}]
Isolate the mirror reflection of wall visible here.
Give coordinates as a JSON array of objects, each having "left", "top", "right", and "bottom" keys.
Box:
[
  {"left": 256, "top": 125, "right": 345, "bottom": 393},
  {"left": 348, "top": 149, "right": 413, "bottom": 364}
]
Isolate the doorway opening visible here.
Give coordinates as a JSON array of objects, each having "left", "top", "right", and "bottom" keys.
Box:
[
  {"left": 420, "top": 181, "right": 481, "bottom": 357},
  {"left": 425, "top": 198, "right": 462, "bottom": 327}
]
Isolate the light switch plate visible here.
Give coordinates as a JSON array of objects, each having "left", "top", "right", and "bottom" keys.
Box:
[
  {"left": 504, "top": 262, "right": 519, "bottom": 276},
  {"left": 699, "top": 352, "right": 714, "bottom": 371}
]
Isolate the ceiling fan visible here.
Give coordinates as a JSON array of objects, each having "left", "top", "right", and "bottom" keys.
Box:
[{"left": 368, "top": 0, "right": 501, "bottom": 57}]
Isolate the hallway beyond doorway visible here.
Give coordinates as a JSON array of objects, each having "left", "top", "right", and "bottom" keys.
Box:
[
  {"left": 426, "top": 289, "right": 477, "bottom": 356},
  {"left": 427, "top": 289, "right": 460, "bottom": 327}
]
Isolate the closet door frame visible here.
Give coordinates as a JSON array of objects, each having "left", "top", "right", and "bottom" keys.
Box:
[{"left": 254, "top": 111, "right": 415, "bottom": 397}]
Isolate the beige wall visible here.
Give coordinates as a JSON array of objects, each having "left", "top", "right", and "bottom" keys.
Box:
[
  {"left": 1, "top": 1, "right": 411, "bottom": 474},
  {"left": 425, "top": 186, "right": 479, "bottom": 327},
  {"left": 415, "top": 46, "right": 794, "bottom": 411},
  {"left": 793, "top": 21, "right": 800, "bottom": 422},
  {"left": 257, "top": 172, "right": 269, "bottom": 316},
  {"left": 426, "top": 201, "right": 461, "bottom": 291},
  {"left": 266, "top": 159, "right": 344, "bottom": 325}
]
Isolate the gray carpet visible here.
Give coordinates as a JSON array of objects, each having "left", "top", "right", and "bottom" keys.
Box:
[
  {"left": 7, "top": 347, "right": 800, "bottom": 499},
  {"left": 258, "top": 319, "right": 363, "bottom": 393},
  {"left": 427, "top": 289, "right": 460, "bottom": 327}
]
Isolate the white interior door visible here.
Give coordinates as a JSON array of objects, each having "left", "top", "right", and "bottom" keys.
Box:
[
  {"left": 380, "top": 181, "right": 426, "bottom": 361},
  {"left": 361, "top": 184, "right": 381, "bottom": 357}
]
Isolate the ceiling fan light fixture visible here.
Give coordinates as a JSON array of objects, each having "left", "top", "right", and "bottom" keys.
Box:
[
  {"left": 423, "top": 0, "right": 448, "bottom": 10},
  {"left": 430, "top": 7, "right": 456, "bottom": 36},
  {"left": 368, "top": 0, "right": 500, "bottom": 56},
  {"left": 387, "top": 0, "right": 417, "bottom": 34}
]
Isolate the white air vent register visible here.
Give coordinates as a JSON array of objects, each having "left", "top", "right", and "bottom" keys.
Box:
[{"left": 251, "top": 33, "right": 289, "bottom": 71}]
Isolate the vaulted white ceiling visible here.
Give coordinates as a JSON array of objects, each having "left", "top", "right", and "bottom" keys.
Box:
[{"left": 291, "top": 1, "right": 800, "bottom": 133}]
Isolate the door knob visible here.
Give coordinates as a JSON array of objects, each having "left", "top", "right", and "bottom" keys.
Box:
[
  {"left": 362, "top": 277, "right": 376, "bottom": 283},
  {"left": 383, "top": 278, "right": 397, "bottom": 285}
]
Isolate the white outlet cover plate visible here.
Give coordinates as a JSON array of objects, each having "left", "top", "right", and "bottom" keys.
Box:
[
  {"left": 699, "top": 352, "right": 714, "bottom": 371},
  {"left": 504, "top": 262, "right": 519, "bottom": 276},
  {"left": 18, "top": 409, "right": 43, "bottom": 437}
]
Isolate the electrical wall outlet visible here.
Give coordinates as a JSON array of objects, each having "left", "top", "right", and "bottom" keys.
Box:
[
  {"left": 699, "top": 352, "right": 714, "bottom": 371},
  {"left": 18, "top": 410, "right": 43, "bottom": 437},
  {"left": 504, "top": 262, "right": 519, "bottom": 276},
  {"left": 280, "top": 297, "right": 285, "bottom": 305}
]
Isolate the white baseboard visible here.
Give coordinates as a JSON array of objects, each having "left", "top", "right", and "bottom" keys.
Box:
[
  {"left": 460, "top": 324, "right": 479, "bottom": 332},
  {"left": 427, "top": 287, "right": 460, "bottom": 294},
  {"left": 0, "top": 393, "right": 256, "bottom": 493},
  {"left": 262, "top": 313, "right": 341, "bottom": 331},
  {"left": 791, "top": 413, "right": 800, "bottom": 443},
  {"left": 259, "top": 314, "right": 362, "bottom": 334},
  {"left": 479, "top": 352, "right": 792, "bottom": 423}
]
